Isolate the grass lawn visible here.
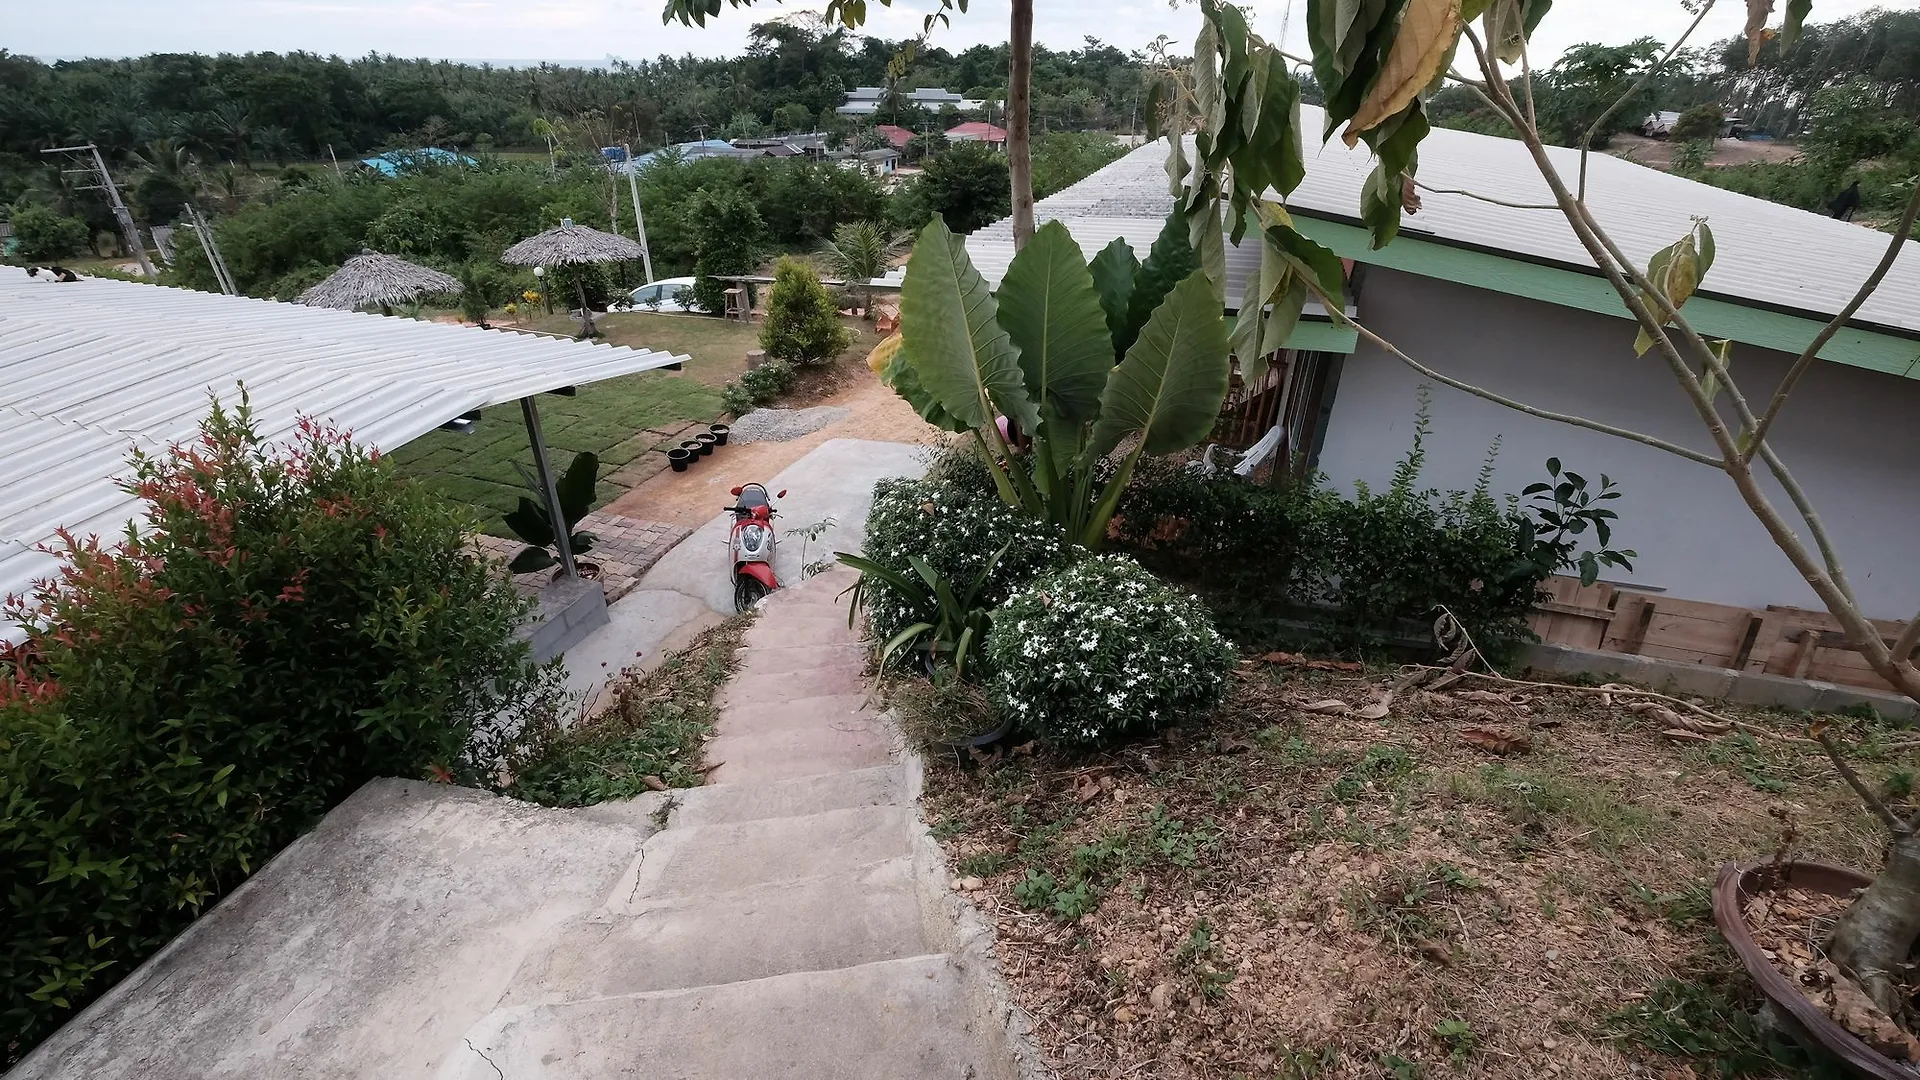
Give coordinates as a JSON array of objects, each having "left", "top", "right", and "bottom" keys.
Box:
[{"left": 391, "top": 312, "right": 760, "bottom": 535}]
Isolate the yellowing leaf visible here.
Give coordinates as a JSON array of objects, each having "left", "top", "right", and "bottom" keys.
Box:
[
  {"left": 867, "top": 332, "right": 904, "bottom": 375},
  {"left": 1745, "top": 0, "right": 1777, "bottom": 65},
  {"left": 1343, "top": 0, "right": 1464, "bottom": 146}
]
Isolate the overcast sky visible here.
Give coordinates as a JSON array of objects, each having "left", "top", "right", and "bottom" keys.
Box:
[{"left": 1, "top": 0, "right": 1892, "bottom": 70}]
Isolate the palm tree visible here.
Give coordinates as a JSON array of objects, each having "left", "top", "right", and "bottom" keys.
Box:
[{"left": 819, "top": 221, "right": 906, "bottom": 320}]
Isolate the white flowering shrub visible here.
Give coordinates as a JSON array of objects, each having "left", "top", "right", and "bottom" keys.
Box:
[
  {"left": 986, "top": 555, "right": 1236, "bottom": 747},
  {"left": 859, "top": 474, "right": 1073, "bottom": 651}
]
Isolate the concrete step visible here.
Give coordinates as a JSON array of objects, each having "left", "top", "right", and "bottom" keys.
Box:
[
  {"left": 714, "top": 691, "right": 875, "bottom": 735},
  {"left": 618, "top": 803, "right": 912, "bottom": 900},
  {"left": 500, "top": 857, "right": 930, "bottom": 1002},
  {"left": 440, "top": 954, "right": 1008, "bottom": 1080},
  {"left": 716, "top": 666, "right": 869, "bottom": 707},
  {"left": 670, "top": 763, "right": 903, "bottom": 828},
  {"left": 731, "top": 641, "right": 870, "bottom": 677},
  {"left": 742, "top": 614, "right": 863, "bottom": 649},
  {"left": 705, "top": 722, "right": 893, "bottom": 784}
]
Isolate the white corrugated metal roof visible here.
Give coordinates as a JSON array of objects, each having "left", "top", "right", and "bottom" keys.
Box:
[
  {"left": 0, "top": 275, "right": 690, "bottom": 616},
  {"left": 967, "top": 105, "right": 1920, "bottom": 337}
]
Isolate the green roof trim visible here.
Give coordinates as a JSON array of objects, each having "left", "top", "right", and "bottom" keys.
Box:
[
  {"left": 1291, "top": 215, "right": 1920, "bottom": 381},
  {"left": 1284, "top": 318, "right": 1359, "bottom": 354}
]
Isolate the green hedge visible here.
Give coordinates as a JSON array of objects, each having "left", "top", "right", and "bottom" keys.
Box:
[{"left": 1, "top": 398, "right": 554, "bottom": 1064}]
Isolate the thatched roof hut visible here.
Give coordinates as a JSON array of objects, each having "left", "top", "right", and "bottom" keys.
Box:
[
  {"left": 500, "top": 219, "right": 647, "bottom": 267},
  {"left": 295, "top": 249, "right": 461, "bottom": 312},
  {"left": 501, "top": 218, "right": 647, "bottom": 337}
]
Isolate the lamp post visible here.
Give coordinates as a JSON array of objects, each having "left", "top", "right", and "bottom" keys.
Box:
[{"left": 533, "top": 265, "right": 553, "bottom": 316}]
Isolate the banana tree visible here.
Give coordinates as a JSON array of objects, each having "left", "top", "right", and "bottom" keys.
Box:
[{"left": 872, "top": 216, "right": 1231, "bottom": 550}]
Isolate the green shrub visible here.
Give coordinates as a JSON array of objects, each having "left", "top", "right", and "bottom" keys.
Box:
[
  {"left": 691, "top": 188, "right": 764, "bottom": 314},
  {"left": 0, "top": 395, "right": 552, "bottom": 1063},
  {"left": 8, "top": 204, "right": 90, "bottom": 262},
  {"left": 986, "top": 554, "right": 1235, "bottom": 747},
  {"left": 720, "top": 358, "right": 796, "bottom": 416},
  {"left": 759, "top": 257, "right": 853, "bottom": 365},
  {"left": 858, "top": 459, "right": 1073, "bottom": 652}
]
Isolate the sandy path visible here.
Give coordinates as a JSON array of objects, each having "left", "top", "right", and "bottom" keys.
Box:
[{"left": 604, "top": 367, "right": 934, "bottom": 529}]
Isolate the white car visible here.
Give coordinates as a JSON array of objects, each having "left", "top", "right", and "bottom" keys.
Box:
[{"left": 615, "top": 276, "right": 698, "bottom": 312}]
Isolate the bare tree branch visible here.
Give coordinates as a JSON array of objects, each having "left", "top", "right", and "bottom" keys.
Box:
[
  {"left": 1894, "top": 612, "right": 1920, "bottom": 664},
  {"left": 1741, "top": 183, "right": 1920, "bottom": 462},
  {"left": 1409, "top": 177, "right": 1559, "bottom": 210},
  {"left": 1324, "top": 303, "right": 1724, "bottom": 465},
  {"left": 1576, "top": 0, "right": 1719, "bottom": 200},
  {"left": 1815, "top": 727, "right": 1910, "bottom": 836}
]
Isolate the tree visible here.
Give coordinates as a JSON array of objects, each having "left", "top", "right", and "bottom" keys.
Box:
[
  {"left": 917, "top": 143, "right": 1011, "bottom": 235},
  {"left": 9, "top": 203, "right": 90, "bottom": 261},
  {"left": 903, "top": 132, "right": 947, "bottom": 163},
  {"left": 819, "top": 220, "right": 905, "bottom": 318},
  {"left": 690, "top": 187, "right": 763, "bottom": 314},
  {"left": 1159, "top": 0, "right": 1920, "bottom": 1028},
  {"left": 771, "top": 102, "right": 813, "bottom": 133},
  {"left": 1535, "top": 38, "right": 1664, "bottom": 147},
  {"left": 759, "top": 256, "right": 853, "bottom": 364},
  {"left": 1030, "top": 131, "right": 1127, "bottom": 200},
  {"left": 1668, "top": 101, "right": 1724, "bottom": 141}
]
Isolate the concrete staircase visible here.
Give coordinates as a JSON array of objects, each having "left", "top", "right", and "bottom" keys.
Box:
[{"left": 440, "top": 567, "right": 1021, "bottom": 1080}]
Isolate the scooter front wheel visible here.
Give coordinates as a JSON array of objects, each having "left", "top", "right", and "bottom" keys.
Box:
[{"left": 733, "top": 574, "right": 769, "bottom": 612}]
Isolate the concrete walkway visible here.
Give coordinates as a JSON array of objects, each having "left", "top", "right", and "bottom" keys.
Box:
[
  {"left": 447, "top": 566, "right": 1022, "bottom": 1078},
  {"left": 558, "top": 437, "right": 926, "bottom": 710}
]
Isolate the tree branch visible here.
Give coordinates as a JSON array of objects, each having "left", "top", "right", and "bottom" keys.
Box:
[
  {"left": 1410, "top": 177, "right": 1559, "bottom": 211},
  {"left": 1742, "top": 182, "right": 1920, "bottom": 462},
  {"left": 1894, "top": 612, "right": 1920, "bottom": 664},
  {"left": 1322, "top": 301, "right": 1723, "bottom": 465},
  {"left": 1576, "top": 0, "right": 1718, "bottom": 200},
  {"left": 1815, "top": 727, "right": 1910, "bottom": 836}
]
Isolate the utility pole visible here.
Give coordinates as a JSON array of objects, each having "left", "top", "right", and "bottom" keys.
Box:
[
  {"left": 42, "top": 143, "right": 155, "bottom": 278},
  {"left": 622, "top": 144, "right": 656, "bottom": 283},
  {"left": 184, "top": 204, "right": 238, "bottom": 296}
]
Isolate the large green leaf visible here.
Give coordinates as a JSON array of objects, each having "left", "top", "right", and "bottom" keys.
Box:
[
  {"left": 995, "top": 222, "right": 1114, "bottom": 425},
  {"left": 503, "top": 496, "right": 555, "bottom": 548},
  {"left": 899, "top": 218, "right": 1038, "bottom": 432},
  {"left": 1089, "top": 271, "right": 1233, "bottom": 461},
  {"left": 1122, "top": 213, "right": 1202, "bottom": 358},
  {"left": 556, "top": 451, "right": 599, "bottom": 527},
  {"left": 1259, "top": 204, "right": 1348, "bottom": 308},
  {"left": 1089, "top": 237, "right": 1139, "bottom": 355}
]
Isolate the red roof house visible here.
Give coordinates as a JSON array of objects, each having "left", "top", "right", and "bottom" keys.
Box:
[
  {"left": 944, "top": 122, "right": 1008, "bottom": 146},
  {"left": 874, "top": 124, "right": 914, "bottom": 150}
]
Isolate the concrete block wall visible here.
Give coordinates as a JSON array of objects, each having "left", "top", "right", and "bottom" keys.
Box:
[
  {"left": 517, "top": 576, "right": 610, "bottom": 662},
  {"left": 1520, "top": 643, "right": 1917, "bottom": 722}
]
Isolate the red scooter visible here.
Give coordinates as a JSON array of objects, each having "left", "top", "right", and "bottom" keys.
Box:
[{"left": 726, "top": 483, "right": 786, "bottom": 611}]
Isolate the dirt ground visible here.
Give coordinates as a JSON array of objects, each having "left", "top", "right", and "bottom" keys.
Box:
[
  {"left": 1609, "top": 134, "right": 1804, "bottom": 171},
  {"left": 603, "top": 356, "right": 932, "bottom": 529},
  {"left": 913, "top": 660, "right": 1912, "bottom": 1079}
]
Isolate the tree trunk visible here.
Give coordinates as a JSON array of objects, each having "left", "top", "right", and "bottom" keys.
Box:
[
  {"left": 576, "top": 276, "right": 596, "bottom": 339},
  {"left": 1829, "top": 830, "right": 1920, "bottom": 1019},
  {"left": 1007, "top": 0, "right": 1035, "bottom": 251}
]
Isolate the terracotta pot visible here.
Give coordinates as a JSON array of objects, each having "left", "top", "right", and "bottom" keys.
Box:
[{"left": 1713, "top": 859, "right": 1908, "bottom": 1078}]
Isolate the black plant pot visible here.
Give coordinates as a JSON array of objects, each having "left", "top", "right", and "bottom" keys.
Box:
[
  {"left": 668, "top": 447, "right": 693, "bottom": 472},
  {"left": 694, "top": 432, "right": 718, "bottom": 456},
  {"left": 680, "top": 440, "right": 704, "bottom": 461},
  {"left": 709, "top": 423, "right": 731, "bottom": 446}
]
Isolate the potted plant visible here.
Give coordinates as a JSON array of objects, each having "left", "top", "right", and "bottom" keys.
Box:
[
  {"left": 1713, "top": 722, "right": 1920, "bottom": 1077},
  {"left": 503, "top": 451, "right": 601, "bottom": 578}
]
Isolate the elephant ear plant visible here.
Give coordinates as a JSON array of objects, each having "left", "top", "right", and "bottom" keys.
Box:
[
  {"left": 504, "top": 451, "right": 599, "bottom": 574},
  {"left": 872, "top": 217, "right": 1233, "bottom": 550}
]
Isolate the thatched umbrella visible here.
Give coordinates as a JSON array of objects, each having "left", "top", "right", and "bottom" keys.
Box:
[
  {"left": 296, "top": 249, "right": 461, "bottom": 314},
  {"left": 500, "top": 218, "right": 647, "bottom": 338}
]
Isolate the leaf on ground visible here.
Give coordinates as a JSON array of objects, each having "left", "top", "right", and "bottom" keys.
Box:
[
  {"left": 1073, "top": 776, "right": 1104, "bottom": 803},
  {"left": 642, "top": 774, "right": 668, "bottom": 791},
  {"left": 1460, "top": 727, "right": 1531, "bottom": 755},
  {"left": 1650, "top": 705, "right": 1731, "bottom": 736},
  {"left": 1819, "top": 961, "right": 1920, "bottom": 1061},
  {"left": 1416, "top": 937, "right": 1454, "bottom": 966},
  {"left": 1455, "top": 689, "right": 1513, "bottom": 705},
  {"left": 1661, "top": 728, "right": 1715, "bottom": 744},
  {"left": 1301, "top": 699, "right": 1353, "bottom": 715},
  {"left": 1355, "top": 696, "right": 1394, "bottom": 721}
]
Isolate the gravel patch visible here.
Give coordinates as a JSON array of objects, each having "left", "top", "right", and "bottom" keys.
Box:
[{"left": 729, "top": 405, "right": 851, "bottom": 443}]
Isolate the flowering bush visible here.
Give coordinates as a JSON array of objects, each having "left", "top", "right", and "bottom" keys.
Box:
[
  {"left": 858, "top": 467, "right": 1073, "bottom": 655},
  {"left": 1, "top": 395, "right": 552, "bottom": 1063},
  {"left": 986, "top": 555, "right": 1236, "bottom": 747}
]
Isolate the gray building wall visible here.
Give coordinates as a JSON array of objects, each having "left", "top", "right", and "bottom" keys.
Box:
[{"left": 1314, "top": 268, "right": 1920, "bottom": 620}]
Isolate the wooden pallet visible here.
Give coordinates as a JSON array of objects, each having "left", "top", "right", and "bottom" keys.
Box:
[{"left": 1527, "top": 577, "right": 1915, "bottom": 694}]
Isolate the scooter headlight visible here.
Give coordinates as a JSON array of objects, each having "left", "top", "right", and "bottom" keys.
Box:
[{"left": 740, "top": 524, "right": 767, "bottom": 553}]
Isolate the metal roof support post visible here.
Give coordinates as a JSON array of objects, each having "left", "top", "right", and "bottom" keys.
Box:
[{"left": 519, "top": 395, "right": 578, "bottom": 578}]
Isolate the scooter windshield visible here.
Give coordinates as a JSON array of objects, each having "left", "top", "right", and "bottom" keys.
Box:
[{"left": 736, "top": 484, "right": 770, "bottom": 510}]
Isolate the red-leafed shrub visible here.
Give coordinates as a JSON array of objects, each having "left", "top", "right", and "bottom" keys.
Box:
[{"left": 1, "top": 392, "right": 554, "bottom": 1064}]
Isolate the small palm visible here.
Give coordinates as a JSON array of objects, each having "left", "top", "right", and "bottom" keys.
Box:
[{"left": 820, "top": 221, "right": 906, "bottom": 320}]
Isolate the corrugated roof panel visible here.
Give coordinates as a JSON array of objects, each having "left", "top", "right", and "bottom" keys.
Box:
[
  {"left": 0, "top": 275, "right": 691, "bottom": 618},
  {"left": 966, "top": 108, "right": 1920, "bottom": 339}
]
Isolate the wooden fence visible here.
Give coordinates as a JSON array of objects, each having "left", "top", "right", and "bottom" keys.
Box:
[{"left": 1528, "top": 576, "right": 1917, "bottom": 693}]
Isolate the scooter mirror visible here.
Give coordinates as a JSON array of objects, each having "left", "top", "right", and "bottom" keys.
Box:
[
  {"left": 730, "top": 485, "right": 743, "bottom": 496},
  {"left": 776, "top": 489, "right": 787, "bottom": 498}
]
